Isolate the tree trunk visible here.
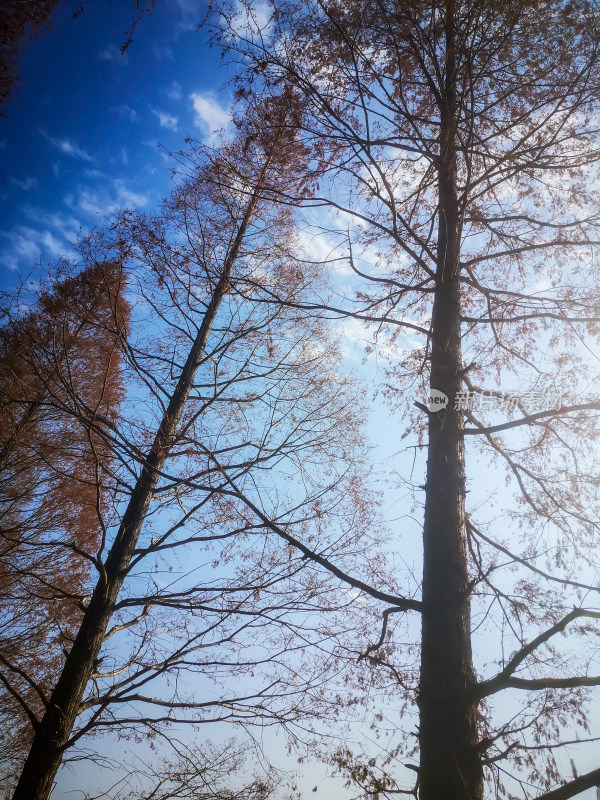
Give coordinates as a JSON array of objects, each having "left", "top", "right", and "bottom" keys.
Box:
[
  {"left": 417, "top": 3, "right": 483, "bottom": 798},
  {"left": 11, "top": 194, "right": 259, "bottom": 800}
]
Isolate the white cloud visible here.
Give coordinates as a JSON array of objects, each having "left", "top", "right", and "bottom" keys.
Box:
[
  {"left": 190, "top": 92, "right": 231, "bottom": 143},
  {"left": 98, "top": 43, "right": 128, "bottom": 64},
  {"left": 111, "top": 104, "right": 138, "bottom": 122},
  {"left": 22, "top": 206, "right": 81, "bottom": 237},
  {"left": 0, "top": 214, "right": 76, "bottom": 271},
  {"left": 347, "top": 588, "right": 370, "bottom": 605},
  {"left": 530, "top": 277, "right": 553, "bottom": 293},
  {"left": 336, "top": 315, "right": 418, "bottom": 363},
  {"left": 229, "top": 0, "right": 272, "bottom": 37},
  {"left": 0, "top": 228, "right": 46, "bottom": 270},
  {"left": 36, "top": 230, "right": 69, "bottom": 255},
  {"left": 152, "top": 44, "right": 174, "bottom": 60},
  {"left": 338, "top": 317, "right": 372, "bottom": 361},
  {"left": 9, "top": 176, "right": 38, "bottom": 191},
  {"left": 65, "top": 179, "right": 148, "bottom": 217},
  {"left": 152, "top": 109, "right": 178, "bottom": 131},
  {"left": 0, "top": 180, "right": 146, "bottom": 273},
  {"left": 166, "top": 81, "right": 182, "bottom": 101},
  {"left": 174, "top": 0, "right": 202, "bottom": 29},
  {"left": 40, "top": 131, "right": 93, "bottom": 162},
  {"left": 297, "top": 229, "right": 345, "bottom": 267},
  {"left": 115, "top": 184, "right": 148, "bottom": 208}
]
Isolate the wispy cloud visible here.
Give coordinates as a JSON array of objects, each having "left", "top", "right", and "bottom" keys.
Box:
[
  {"left": 152, "top": 44, "right": 174, "bottom": 61},
  {"left": 98, "top": 43, "right": 128, "bottom": 64},
  {"left": 111, "top": 104, "right": 138, "bottom": 122},
  {"left": 165, "top": 81, "right": 182, "bottom": 101},
  {"left": 0, "top": 227, "right": 59, "bottom": 271},
  {"left": 229, "top": 0, "right": 273, "bottom": 37},
  {"left": 174, "top": 0, "right": 203, "bottom": 29},
  {"left": 338, "top": 317, "right": 371, "bottom": 361},
  {"left": 65, "top": 179, "right": 148, "bottom": 217},
  {"left": 9, "top": 177, "right": 38, "bottom": 191},
  {"left": 0, "top": 176, "right": 148, "bottom": 273},
  {"left": 190, "top": 92, "right": 231, "bottom": 143},
  {"left": 152, "top": 109, "right": 178, "bottom": 131},
  {"left": 115, "top": 184, "right": 148, "bottom": 208},
  {"left": 22, "top": 206, "right": 81, "bottom": 235},
  {"left": 0, "top": 209, "right": 82, "bottom": 272},
  {"left": 40, "top": 131, "right": 93, "bottom": 162}
]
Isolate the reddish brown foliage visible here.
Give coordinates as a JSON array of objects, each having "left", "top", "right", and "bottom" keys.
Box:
[{"left": 0, "top": 262, "right": 128, "bottom": 782}]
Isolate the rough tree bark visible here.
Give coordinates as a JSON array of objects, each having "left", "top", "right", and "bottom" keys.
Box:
[{"left": 418, "top": 5, "right": 482, "bottom": 798}]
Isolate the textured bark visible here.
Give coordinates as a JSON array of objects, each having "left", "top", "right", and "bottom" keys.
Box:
[
  {"left": 417, "top": 4, "right": 483, "bottom": 798},
  {"left": 11, "top": 193, "right": 259, "bottom": 800}
]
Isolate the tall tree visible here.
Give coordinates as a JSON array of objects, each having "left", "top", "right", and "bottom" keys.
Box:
[
  {"left": 216, "top": 2, "right": 600, "bottom": 798},
  {"left": 7, "top": 99, "right": 386, "bottom": 799},
  {"left": 0, "top": 261, "right": 128, "bottom": 788}
]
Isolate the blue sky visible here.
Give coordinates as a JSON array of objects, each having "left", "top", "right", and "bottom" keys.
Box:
[
  {"left": 0, "top": 0, "right": 233, "bottom": 285},
  {"left": 3, "top": 6, "right": 600, "bottom": 798},
  {"left": 0, "top": 10, "right": 373, "bottom": 795}
]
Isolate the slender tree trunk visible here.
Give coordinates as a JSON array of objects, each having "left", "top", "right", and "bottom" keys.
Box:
[
  {"left": 417, "top": 4, "right": 483, "bottom": 799},
  {"left": 12, "top": 193, "right": 259, "bottom": 800}
]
